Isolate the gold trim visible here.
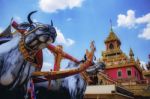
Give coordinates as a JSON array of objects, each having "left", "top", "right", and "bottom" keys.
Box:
[{"left": 19, "top": 37, "right": 38, "bottom": 67}]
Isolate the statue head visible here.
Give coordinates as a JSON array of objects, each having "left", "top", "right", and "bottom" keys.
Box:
[{"left": 16, "top": 11, "right": 57, "bottom": 51}]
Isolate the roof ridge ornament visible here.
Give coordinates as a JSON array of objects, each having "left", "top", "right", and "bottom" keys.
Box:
[
  {"left": 129, "top": 48, "right": 134, "bottom": 57},
  {"left": 110, "top": 19, "right": 113, "bottom": 32}
]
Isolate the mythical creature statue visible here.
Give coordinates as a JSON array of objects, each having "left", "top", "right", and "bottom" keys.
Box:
[
  {"left": 0, "top": 11, "right": 57, "bottom": 88},
  {"left": 0, "top": 11, "right": 105, "bottom": 99}
]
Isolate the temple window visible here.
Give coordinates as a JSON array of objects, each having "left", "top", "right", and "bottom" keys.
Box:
[
  {"left": 127, "top": 68, "right": 131, "bottom": 77},
  {"left": 117, "top": 69, "right": 122, "bottom": 78},
  {"left": 109, "top": 43, "right": 114, "bottom": 50}
]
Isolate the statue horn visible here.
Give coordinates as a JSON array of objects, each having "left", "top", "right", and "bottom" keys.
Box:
[
  {"left": 27, "top": 11, "right": 37, "bottom": 24},
  {"left": 51, "top": 20, "right": 53, "bottom": 26}
]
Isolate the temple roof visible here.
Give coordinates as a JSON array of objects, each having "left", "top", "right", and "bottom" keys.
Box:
[
  {"left": 104, "top": 30, "right": 121, "bottom": 44},
  {"left": 0, "top": 24, "right": 13, "bottom": 44},
  {"left": 129, "top": 48, "right": 134, "bottom": 56},
  {"left": 0, "top": 24, "right": 12, "bottom": 38}
]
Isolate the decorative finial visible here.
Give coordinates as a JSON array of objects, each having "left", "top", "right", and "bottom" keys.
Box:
[
  {"left": 136, "top": 57, "right": 140, "bottom": 64},
  {"left": 110, "top": 19, "right": 113, "bottom": 32},
  {"left": 129, "top": 48, "right": 134, "bottom": 58}
]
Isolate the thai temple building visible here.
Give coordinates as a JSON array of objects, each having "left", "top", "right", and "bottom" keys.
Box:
[
  {"left": 101, "top": 27, "right": 144, "bottom": 85},
  {"left": 84, "top": 26, "right": 150, "bottom": 99}
]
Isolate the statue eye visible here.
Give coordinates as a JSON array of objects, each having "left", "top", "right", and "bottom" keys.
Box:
[
  {"left": 40, "top": 27, "right": 50, "bottom": 32},
  {"left": 38, "top": 27, "right": 43, "bottom": 31},
  {"left": 50, "top": 28, "right": 55, "bottom": 33}
]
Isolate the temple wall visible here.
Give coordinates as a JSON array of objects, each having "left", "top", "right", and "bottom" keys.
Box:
[{"left": 106, "top": 66, "right": 141, "bottom": 80}]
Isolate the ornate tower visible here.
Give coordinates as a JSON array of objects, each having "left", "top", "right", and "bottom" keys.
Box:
[
  {"left": 101, "top": 22, "right": 143, "bottom": 83},
  {"left": 129, "top": 48, "right": 135, "bottom": 62},
  {"left": 102, "top": 25, "right": 127, "bottom": 64},
  {"left": 104, "top": 29, "right": 121, "bottom": 51}
]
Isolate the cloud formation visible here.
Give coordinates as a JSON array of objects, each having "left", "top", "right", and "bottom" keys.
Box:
[
  {"left": 117, "top": 10, "right": 150, "bottom": 40},
  {"left": 55, "top": 27, "right": 75, "bottom": 46},
  {"left": 138, "top": 23, "right": 150, "bottom": 40},
  {"left": 140, "top": 61, "right": 147, "bottom": 70},
  {"left": 39, "top": 0, "right": 84, "bottom": 13},
  {"left": 117, "top": 10, "right": 136, "bottom": 28}
]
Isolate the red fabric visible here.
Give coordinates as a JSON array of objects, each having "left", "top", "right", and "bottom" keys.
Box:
[
  {"left": 35, "top": 50, "right": 43, "bottom": 70},
  {"left": 11, "top": 21, "right": 26, "bottom": 34},
  {"left": 12, "top": 21, "right": 18, "bottom": 29}
]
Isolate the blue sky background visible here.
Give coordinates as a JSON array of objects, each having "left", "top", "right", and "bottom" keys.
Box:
[{"left": 0, "top": 0, "right": 150, "bottom": 70}]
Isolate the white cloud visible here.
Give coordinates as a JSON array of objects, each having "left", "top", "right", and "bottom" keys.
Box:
[
  {"left": 55, "top": 27, "right": 75, "bottom": 46},
  {"left": 117, "top": 10, "right": 136, "bottom": 28},
  {"left": 117, "top": 9, "right": 150, "bottom": 40},
  {"left": 138, "top": 23, "right": 150, "bottom": 40},
  {"left": 136, "top": 13, "right": 150, "bottom": 24},
  {"left": 39, "top": 0, "right": 84, "bottom": 13},
  {"left": 140, "top": 61, "right": 147, "bottom": 70}
]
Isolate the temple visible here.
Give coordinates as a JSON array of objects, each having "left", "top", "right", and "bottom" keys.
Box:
[
  {"left": 101, "top": 27, "right": 143, "bottom": 85},
  {"left": 84, "top": 25, "right": 150, "bottom": 99}
]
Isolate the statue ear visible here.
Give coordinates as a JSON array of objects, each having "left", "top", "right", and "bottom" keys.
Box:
[
  {"left": 18, "top": 22, "right": 31, "bottom": 29},
  {"left": 12, "top": 21, "right": 18, "bottom": 29},
  {"left": 12, "top": 21, "right": 31, "bottom": 35}
]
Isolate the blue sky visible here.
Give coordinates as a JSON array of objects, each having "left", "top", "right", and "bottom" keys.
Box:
[{"left": 0, "top": 0, "right": 150, "bottom": 69}]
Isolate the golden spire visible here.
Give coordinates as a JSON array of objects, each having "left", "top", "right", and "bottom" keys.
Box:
[
  {"left": 129, "top": 48, "right": 135, "bottom": 62},
  {"left": 136, "top": 57, "right": 140, "bottom": 64},
  {"left": 104, "top": 20, "right": 120, "bottom": 44},
  {"left": 110, "top": 19, "right": 113, "bottom": 32},
  {"left": 137, "top": 57, "right": 139, "bottom": 61},
  {"left": 129, "top": 48, "right": 134, "bottom": 57}
]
